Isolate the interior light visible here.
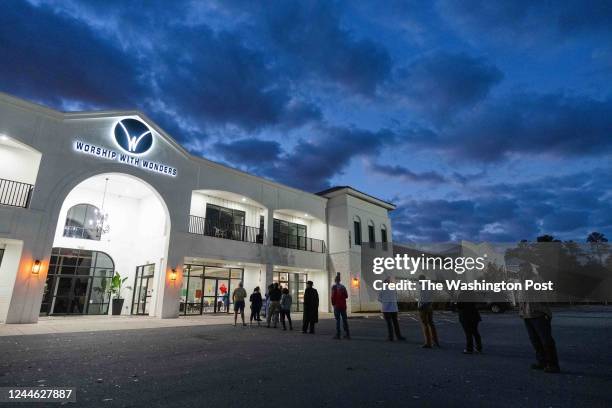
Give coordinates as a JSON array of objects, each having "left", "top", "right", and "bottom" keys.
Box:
[
  {"left": 0, "top": 135, "right": 7, "bottom": 141},
  {"left": 304, "top": 213, "right": 308, "bottom": 217},
  {"left": 32, "top": 260, "right": 42, "bottom": 275},
  {"left": 241, "top": 197, "right": 247, "bottom": 202}
]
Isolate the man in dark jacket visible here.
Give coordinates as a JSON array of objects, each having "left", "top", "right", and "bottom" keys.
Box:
[
  {"left": 456, "top": 291, "right": 482, "bottom": 354},
  {"left": 249, "top": 287, "right": 263, "bottom": 325},
  {"left": 302, "top": 281, "right": 319, "bottom": 333}
]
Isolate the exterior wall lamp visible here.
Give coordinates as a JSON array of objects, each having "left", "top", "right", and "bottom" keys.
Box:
[
  {"left": 170, "top": 268, "right": 178, "bottom": 285},
  {"left": 32, "top": 259, "right": 42, "bottom": 275},
  {"left": 351, "top": 277, "right": 360, "bottom": 288}
]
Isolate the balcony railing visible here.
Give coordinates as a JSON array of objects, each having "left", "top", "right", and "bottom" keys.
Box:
[
  {"left": 273, "top": 232, "right": 326, "bottom": 253},
  {"left": 63, "top": 225, "right": 102, "bottom": 241},
  {"left": 0, "top": 178, "right": 34, "bottom": 208},
  {"left": 189, "top": 215, "right": 264, "bottom": 244}
]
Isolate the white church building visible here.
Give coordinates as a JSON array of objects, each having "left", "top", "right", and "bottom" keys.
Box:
[{"left": 0, "top": 92, "right": 395, "bottom": 324}]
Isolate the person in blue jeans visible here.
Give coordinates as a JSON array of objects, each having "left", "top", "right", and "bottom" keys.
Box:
[{"left": 331, "top": 273, "right": 350, "bottom": 339}]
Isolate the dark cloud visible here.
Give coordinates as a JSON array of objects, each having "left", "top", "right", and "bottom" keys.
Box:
[
  {"left": 409, "top": 93, "right": 612, "bottom": 162},
  {"left": 368, "top": 162, "right": 448, "bottom": 184},
  {"left": 271, "top": 126, "right": 396, "bottom": 191},
  {"left": 155, "top": 26, "right": 320, "bottom": 131},
  {"left": 0, "top": 1, "right": 146, "bottom": 109},
  {"left": 392, "top": 170, "right": 612, "bottom": 243},
  {"left": 393, "top": 52, "right": 503, "bottom": 119},
  {"left": 213, "top": 138, "right": 282, "bottom": 172},
  {"left": 438, "top": 0, "right": 612, "bottom": 44},
  {"left": 258, "top": 1, "right": 393, "bottom": 95},
  {"left": 213, "top": 126, "right": 396, "bottom": 191}
]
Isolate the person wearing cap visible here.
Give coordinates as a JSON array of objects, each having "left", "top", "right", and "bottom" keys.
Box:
[{"left": 302, "top": 280, "right": 319, "bottom": 333}]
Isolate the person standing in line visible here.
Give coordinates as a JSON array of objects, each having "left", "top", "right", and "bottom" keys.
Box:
[
  {"left": 280, "top": 287, "right": 293, "bottom": 330},
  {"left": 232, "top": 282, "right": 248, "bottom": 327},
  {"left": 377, "top": 277, "right": 406, "bottom": 341},
  {"left": 456, "top": 291, "right": 482, "bottom": 354},
  {"left": 263, "top": 284, "right": 273, "bottom": 320},
  {"left": 249, "top": 286, "right": 263, "bottom": 326},
  {"left": 417, "top": 274, "right": 439, "bottom": 348},
  {"left": 518, "top": 263, "right": 560, "bottom": 373},
  {"left": 222, "top": 292, "right": 230, "bottom": 313},
  {"left": 302, "top": 280, "right": 319, "bottom": 334},
  {"left": 266, "top": 283, "right": 282, "bottom": 328},
  {"left": 331, "top": 273, "right": 350, "bottom": 339}
]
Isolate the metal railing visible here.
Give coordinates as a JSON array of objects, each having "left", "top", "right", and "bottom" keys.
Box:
[
  {"left": 188, "top": 215, "right": 264, "bottom": 244},
  {"left": 273, "top": 232, "right": 326, "bottom": 253},
  {"left": 63, "top": 225, "right": 102, "bottom": 241},
  {"left": 0, "top": 178, "right": 34, "bottom": 208}
]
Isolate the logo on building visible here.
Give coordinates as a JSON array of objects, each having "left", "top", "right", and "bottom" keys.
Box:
[{"left": 113, "top": 118, "right": 153, "bottom": 154}]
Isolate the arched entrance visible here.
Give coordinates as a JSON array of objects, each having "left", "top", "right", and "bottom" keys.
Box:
[{"left": 41, "top": 173, "right": 171, "bottom": 316}]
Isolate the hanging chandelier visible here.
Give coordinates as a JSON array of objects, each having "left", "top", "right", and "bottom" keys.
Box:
[{"left": 96, "top": 177, "right": 111, "bottom": 236}]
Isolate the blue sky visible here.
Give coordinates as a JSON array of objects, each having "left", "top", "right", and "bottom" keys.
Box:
[{"left": 1, "top": 0, "right": 611, "bottom": 242}]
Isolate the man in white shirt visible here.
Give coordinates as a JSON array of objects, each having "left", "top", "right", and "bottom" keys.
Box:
[{"left": 377, "top": 277, "right": 406, "bottom": 341}]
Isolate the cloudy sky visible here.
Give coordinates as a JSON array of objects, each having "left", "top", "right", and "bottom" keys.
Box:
[{"left": 1, "top": 0, "right": 611, "bottom": 243}]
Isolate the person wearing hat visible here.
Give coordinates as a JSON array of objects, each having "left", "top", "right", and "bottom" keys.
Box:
[{"left": 302, "top": 280, "right": 319, "bottom": 333}]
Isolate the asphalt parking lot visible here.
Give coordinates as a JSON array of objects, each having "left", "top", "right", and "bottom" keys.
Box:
[{"left": 1, "top": 307, "right": 611, "bottom": 407}]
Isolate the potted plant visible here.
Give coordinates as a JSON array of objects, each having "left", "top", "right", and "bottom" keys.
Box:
[{"left": 109, "top": 272, "right": 130, "bottom": 315}]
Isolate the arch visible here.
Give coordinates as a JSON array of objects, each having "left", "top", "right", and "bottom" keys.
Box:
[
  {"left": 353, "top": 215, "right": 362, "bottom": 246},
  {"left": 367, "top": 219, "right": 376, "bottom": 246},
  {"left": 42, "top": 163, "right": 174, "bottom": 243},
  {"left": 46, "top": 171, "right": 172, "bottom": 317},
  {"left": 63, "top": 203, "right": 103, "bottom": 241}
]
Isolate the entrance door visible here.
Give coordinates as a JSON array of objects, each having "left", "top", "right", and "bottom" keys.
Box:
[
  {"left": 274, "top": 272, "right": 307, "bottom": 312},
  {"left": 131, "top": 264, "right": 155, "bottom": 315},
  {"left": 41, "top": 248, "right": 114, "bottom": 316},
  {"left": 202, "top": 278, "right": 230, "bottom": 313},
  {"left": 50, "top": 276, "right": 89, "bottom": 314}
]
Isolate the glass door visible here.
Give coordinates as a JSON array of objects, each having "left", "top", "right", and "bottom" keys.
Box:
[
  {"left": 274, "top": 271, "right": 307, "bottom": 312},
  {"left": 131, "top": 264, "right": 155, "bottom": 315},
  {"left": 215, "top": 279, "right": 230, "bottom": 313},
  {"left": 201, "top": 278, "right": 217, "bottom": 313}
]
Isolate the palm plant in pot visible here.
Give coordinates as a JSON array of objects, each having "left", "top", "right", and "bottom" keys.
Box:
[{"left": 109, "top": 272, "right": 131, "bottom": 315}]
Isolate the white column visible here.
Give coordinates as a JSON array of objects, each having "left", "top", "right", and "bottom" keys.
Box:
[
  {"left": 265, "top": 208, "right": 274, "bottom": 246},
  {"left": 263, "top": 263, "right": 274, "bottom": 289},
  {"left": 4, "top": 241, "right": 46, "bottom": 324}
]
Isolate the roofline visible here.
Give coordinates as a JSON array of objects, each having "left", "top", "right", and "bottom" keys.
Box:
[
  {"left": 317, "top": 186, "right": 396, "bottom": 210},
  {"left": 0, "top": 92, "right": 327, "bottom": 204}
]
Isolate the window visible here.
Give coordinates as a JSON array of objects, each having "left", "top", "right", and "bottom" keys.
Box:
[
  {"left": 273, "top": 219, "right": 307, "bottom": 250},
  {"left": 205, "top": 203, "right": 245, "bottom": 227},
  {"left": 381, "top": 225, "right": 388, "bottom": 250},
  {"left": 40, "top": 248, "right": 114, "bottom": 315},
  {"left": 353, "top": 216, "right": 362, "bottom": 246},
  {"left": 63, "top": 203, "right": 103, "bottom": 241},
  {"left": 368, "top": 221, "right": 375, "bottom": 248},
  {"left": 204, "top": 203, "right": 246, "bottom": 240},
  {"left": 180, "top": 265, "right": 244, "bottom": 315}
]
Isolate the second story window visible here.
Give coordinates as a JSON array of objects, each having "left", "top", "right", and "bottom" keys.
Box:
[
  {"left": 381, "top": 225, "right": 388, "bottom": 250},
  {"left": 63, "top": 203, "right": 103, "bottom": 241},
  {"left": 205, "top": 203, "right": 245, "bottom": 239},
  {"left": 368, "top": 221, "right": 375, "bottom": 248},
  {"left": 353, "top": 217, "right": 362, "bottom": 246},
  {"left": 273, "top": 219, "right": 307, "bottom": 251}
]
